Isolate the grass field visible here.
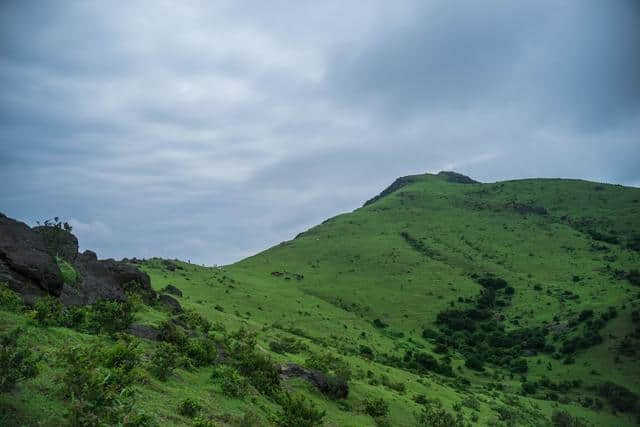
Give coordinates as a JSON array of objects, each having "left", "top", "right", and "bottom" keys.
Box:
[{"left": 2, "top": 172, "right": 639, "bottom": 426}]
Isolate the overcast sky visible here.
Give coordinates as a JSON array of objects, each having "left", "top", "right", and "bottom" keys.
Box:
[{"left": 1, "top": 1, "right": 639, "bottom": 265}]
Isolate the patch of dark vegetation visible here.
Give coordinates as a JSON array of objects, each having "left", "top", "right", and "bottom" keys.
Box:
[
  {"left": 274, "top": 393, "right": 326, "bottom": 426},
  {"left": 0, "top": 327, "right": 38, "bottom": 392},
  {"left": 269, "top": 336, "right": 308, "bottom": 354},
  {"left": 281, "top": 363, "right": 348, "bottom": 400},
  {"left": 162, "top": 284, "right": 182, "bottom": 297},
  {"left": 363, "top": 175, "right": 422, "bottom": 207},
  {"left": 270, "top": 271, "right": 304, "bottom": 281},
  {"left": 437, "top": 171, "right": 479, "bottom": 184},
  {"left": 400, "top": 231, "right": 438, "bottom": 258},
  {"left": 430, "top": 275, "right": 550, "bottom": 372},
  {"left": 551, "top": 410, "right": 586, "bottom": 427},
  {"left": 61, "top": 340, "right": 153, "bottom": 426},
  {"left": 596, "top": 381, "right": 638, "bottom": 413},
  {"left": 507, "top": 201, "right": 548, "bottom": 215}
]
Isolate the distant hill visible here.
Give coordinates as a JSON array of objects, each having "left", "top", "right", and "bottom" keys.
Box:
[{"left": 1, "top": 172, "right": 639, "bottom": 426}]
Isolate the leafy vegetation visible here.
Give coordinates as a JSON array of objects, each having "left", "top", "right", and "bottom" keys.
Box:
[{"left": 2, "top": 173, "right": 640, "bottom": 425}]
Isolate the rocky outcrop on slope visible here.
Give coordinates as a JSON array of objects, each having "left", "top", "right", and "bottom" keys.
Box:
[
  {"left": 0, "top": 213, "right": 64, "bottom": 304},
  {"left": 0, "top": 212, "right": 160, "bottom": 308}
]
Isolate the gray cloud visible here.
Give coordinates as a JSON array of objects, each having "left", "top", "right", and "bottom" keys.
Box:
[{"left": 1, "top": 1, "right": 638, "bottom": 264}]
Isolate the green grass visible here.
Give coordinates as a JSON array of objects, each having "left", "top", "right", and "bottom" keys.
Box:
[
  {"left": 2, "top": 173, "right": 639, "bottom": 425},
  {"left": 55, "top": 256, "right": 79, "bottom": 286}
]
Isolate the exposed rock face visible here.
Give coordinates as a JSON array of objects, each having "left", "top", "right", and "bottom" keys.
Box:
[
  {"left": 32, "top": 226, "right": 79, "bottom": 261},
  {"left": 128, "top": 323, "right": 161, "bottom": 341},
  {"left": 60, "top": 250, "right": 156, "bottom": 306},
  {"left": 0, "top": 213, "right": 64, "bottom": 303},
  {"left": 162, "top": 284, "right": 183, "bottom": 297},
  {"left": 158, "top": 293, "right": 183, "bottom": 314},
  {"left": 280, "top": 363, "right": 349, "bottom": 399}
]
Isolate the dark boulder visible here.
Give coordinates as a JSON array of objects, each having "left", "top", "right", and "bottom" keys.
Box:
[
  {"left": 280, "top": 363, "right": 349, "bottom": 399},
  {"left": 61, "top": 250, "right": 156, "bottom": 306},
  {"left": 0, "top": 213, "right": 64, "bottom": 303},
  {"left": 162, "top": 284, "right": 183, "bottom": 297},
  {"left": 32, "top": 226, "right": 79, "bottom": 262},
  {"left": 158, "top": 293, "right": 183, "bottom": 314},
  {"left": 128, "top": 323, "right": 161, "bottom": 341}
]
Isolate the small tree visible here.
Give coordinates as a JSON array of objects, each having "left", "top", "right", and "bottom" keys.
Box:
[{"left": 0, "top": 328, "right": 38, "bottom": 392}]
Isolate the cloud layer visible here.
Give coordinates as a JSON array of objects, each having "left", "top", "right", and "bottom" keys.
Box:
[{"left": 1, "top": 1, "right": 638, "bottom": 264}]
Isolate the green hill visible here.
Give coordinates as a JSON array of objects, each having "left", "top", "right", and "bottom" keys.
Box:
[{"left": 2, "top": 172, "right": 639, "bottom": 426}]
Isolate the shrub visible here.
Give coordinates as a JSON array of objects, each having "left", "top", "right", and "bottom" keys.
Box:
[
  {"left": 305, "top": 352, "right": 351, "bottom": 381},
  {"left": 191, "top": 416, "right": 216, "bottom": 427},
  {"left": 597, "top": 381, "right": 638, "bottom": 412},
  {"left": 415, "top": 404, "right": 464, "bottom": 427},
  {"left": 0, "top": 283, "right": 23, "bottom": 312},
  {"left": 521, "top": 381, "right": 537, "bottom": 395},
  {"left": 275, "top": 393, "right": 325, "bottom": 427},
  {"left": 211, "top": 365, "right": 247, "bottom": 398},
  {"left": 185, "top": 338, "right": 217, "bottom": 367},
  {"left": 269, "top": 336, "right": 308, "bottom": 354},
  {"left": 551, "top": 410, "right": 586, "bottom": 426},
  {"left": 61, "top": 344, "right": 144, "bottom": 426},
  {"left": 178, "top": 398, "right": 201, "bottom": 418},
  {"left": 234, "top": 351, "right": 280, "bottom": 396},
  {"left": 464, "top": 354, "right": 484, "bottom": 371},
  {"left": 0, "top": 328, "right": 38, "bottom": 392},
  {"left": 34, "top": 296, "right": 65, "bottom": 326},
  {"left": 149, "top": 343, "right": 179, "bottom": 381},
  {"left": 100, "top": 339, "right": 140, "bottom": 372},
  {"left": 359, "top": 345, "right": 374, "bottom": 359},
  {"left": 87, "top": 300, "right": 134, "bottom": 335},
  {"left": 178, "top": 311, "right": 212, "bottom": 334},
  {"left": 373, "top": 319, "right": 388, "bottom": 329},
  {"left": 158, "top": 320, "right": 188, "bottom": 348},
  {"left": 364, "top": 397, "right": 389, "bottom": 418}
]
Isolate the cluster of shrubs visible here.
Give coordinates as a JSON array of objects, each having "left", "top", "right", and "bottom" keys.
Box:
[
  {"left": 269, "top": 336, "right": 308, "bottom": 354},
  {"left": 33, "top": 296, "right": 135, "bottom": 335},
  {"left": 558, "top": 307, "right": 617, "bottom": 359},
  {"left": 0, "top": 327, "right": 38, "bottom": 392},
  {"left": 61, "top": 339, "right": 154, "bottom": 426},
  {"left": 427, "top": 275, "right": 549, "bottom": 372}
]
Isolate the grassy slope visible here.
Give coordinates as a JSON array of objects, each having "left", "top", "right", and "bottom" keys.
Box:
[{"left": 2, "top": 173, "right": 639, "bottom": 426}]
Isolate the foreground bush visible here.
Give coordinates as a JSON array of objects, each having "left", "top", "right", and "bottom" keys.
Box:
[
  {"left": 364, "top": 397, "right": 389, "bottom": 418},
  {"left": 211, "top": 365, "right": 248, "bottom": 398},
  {"left": 61, "top": 344, "right": 150, "bottom": 426},
  {"left": 0, "top": 283, "right": 23, "bottom": 312},
  {"left": 551, "top": 410, "right": 586, "bottom": 427},
  {"left": 87, "top": 300, "right": 134, "bottom": 335},
  {"left": 415, "top": 403, "right": 464, "bottom": 427},
  {"left": 178, "top": 397, "right": 201, "bottom": 418},
  {"left": 0, "top": 328, "right": 38, "bottom": 392},
  {"left": 34, "top": 296, "right": 65, "bottom": 326},
  {"left": 149, "top": 342, "right": 179, "bottom": 381},
  {"left": 275, "top": 393, "right": 325, "bottom": 427}
]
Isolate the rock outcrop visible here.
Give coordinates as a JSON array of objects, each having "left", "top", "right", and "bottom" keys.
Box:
[
  {"left": 0, "top": 213, "right": 64, "bottom": 304},
  {"left": 0, "top": 212, "right": 155, "bottom": 307},
  {"left": 60, "top": 250, "right": 156, "bottom": 306}
]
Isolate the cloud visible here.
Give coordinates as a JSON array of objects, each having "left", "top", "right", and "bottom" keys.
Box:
[{"left": 1, "top": 1, "right": 638, "bottom": 264}]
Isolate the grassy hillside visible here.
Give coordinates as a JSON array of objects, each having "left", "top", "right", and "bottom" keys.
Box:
[{"left": 2, "top": 172, "right": 639, "bottom": 426}]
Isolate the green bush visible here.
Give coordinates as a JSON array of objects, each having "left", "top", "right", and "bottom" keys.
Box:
[
  {"left": 211, "top": 365, "right": 248, "bottom": 398},
  {"left": 192, "top": 416, "right": 216, "bottom": 427},
  {"left": 178, "top": 397, "right": 201, "bottom": 418},
  {"left": 597, "top": 381, "right": 638, "bottom": 412},
  {"left": 234, "top": 351, "right": 280, "bottom": 396},
  {"left": 364, "top": 397, "right": 389, "bottom": 417},
  {"left": 551, "top": 410, "right": 586, "bottom": 427},
  {"left": 305, "top": 352, "right": 351, "bottom": 381},
  {"left": 0, "top": 328, "right": 38, "bottom": 392},
  {"left": 415, "top": 404, "right": 464, "bottom": 426},
  {"left": 185, "top": 338, "right": 217, "bottom": 367},
  {"left": 34, "top": 296, "right": 65, "bottom": 326},
  {"left": 61, "top": 344, "right": 145, "bottom": 426},
  {"left": 87, "top": 300, "right": 134, "bottom": 335},
  {"left": 158, "top": 320, "right": 188, "bottom": 348},
  {"left": 56, "top": 256, "right": 79, "bottom": 286},
  {"left": 275, "top": 393, "right": 325, "bottom": 427},
  {"left": 149, "top": 343, "right": 179, "bottom": 381},
  {"left": 0, "top": 283, "right": 23, "bottom": 312}
]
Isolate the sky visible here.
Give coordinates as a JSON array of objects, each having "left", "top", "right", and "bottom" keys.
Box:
[{"left": 1, "top": 1, "right": 639, "bottom": 265}]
